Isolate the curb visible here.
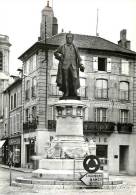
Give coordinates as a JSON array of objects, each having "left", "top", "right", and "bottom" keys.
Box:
[{"left": 0, "top": 164, "right": 33, "bottom": 173}]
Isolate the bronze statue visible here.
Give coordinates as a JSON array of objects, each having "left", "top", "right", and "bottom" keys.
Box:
[{"left": 54, "top": 33, "right": 85, "bottom": 99}]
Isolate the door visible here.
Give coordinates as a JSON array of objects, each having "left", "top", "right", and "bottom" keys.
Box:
[{"left": 119, "top": 145, "right": 129, "bottom": 172}]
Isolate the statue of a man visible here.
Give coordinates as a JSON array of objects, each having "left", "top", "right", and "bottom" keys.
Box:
[{"left": 54, "top": 33, "right": 85, "bottom": 99}]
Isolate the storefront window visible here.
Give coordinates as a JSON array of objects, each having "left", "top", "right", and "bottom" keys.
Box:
[{"left": 96, "top": 145, "right": 108, "bottom": 165}]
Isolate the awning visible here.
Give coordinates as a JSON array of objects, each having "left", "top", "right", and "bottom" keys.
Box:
[{"left": 0, "top": 140, "right": 6, "bottom": 148}]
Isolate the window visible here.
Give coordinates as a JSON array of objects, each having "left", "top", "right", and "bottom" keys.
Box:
[
  {"left": 78, "top": 77, "right": 86, "bottom": 97},
  {"left": 32, "top": 106, "right": 37, "bottom": 120},
  {"left": 24, "top": 61, "right": 29, "bottom": 75},
  {"left": 50, "top": 75, "right": 62, "bottom": 96},
  {"left": 32, "top": 77, "right": 37, "bottom": 97},
  {"left": 93, "top": 57, "right": 111, "bottom": 72},
  {"left": 120, "top": 109, "right": 129, "bottom": 123},
  {"left": 96, "top": 145, "right": 108, "bottom": 165},
  {"left": 10, "top": 116, "right": 14, "bottom": 135},
  {"left": 98, "top": 57, "right": 107, "bottom": 71},
  {"left": 29, "top": 57, "right": 33, "bottom": 73},
  {"left": 25, "top": 108, "right": 30, "bottom": 122},
  {"left": 121, "top": 59, "right": 129, "bottom": 75},
  {"left": 95, "top": 79, "right": 108, "bottom": 99},
  {"left": 16, "top": 113, "right": 20, "bottom": 131},
  {"left": 96, "top": 108, "right": 107, "bottom": 122},
  {"left": 11, "top": 95, "right": 13, "bottom": 110},
  {"left": 33, "top": 55, "right": 36, "bottom": 70},
  {"left": 14, "top": 115, "right": 16, "bottom": 133},
  {"left": 14, "top": 93, "right": 17, "bottom": 108},
  {"left": 18, "top": 89, "right": 21, "bottom": 106},
  {"left": 120, "top": 81, "right": 129, "bottom": 100},
  {"left": 23, "top": 63, "right": 26, "bottom": 75},
  {"left": 0, "top": 52, "right": 3, "bottom": 71},
  {"left": 23, "top": 61, "right": 29, "bottom": 75},
  {"left": 25, "top": 80, "right": 30, "bottom": 100}
]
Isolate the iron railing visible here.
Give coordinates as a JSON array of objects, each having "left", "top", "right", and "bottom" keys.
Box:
[
  {"left": 83, "top": 121, "right": 115, "bottom": 134},
  {"left": 23, "top": 119, "right": 37, "bottom": 133},
  {"left": 117, "top": 123, "right": 133, "bottom": 133}
]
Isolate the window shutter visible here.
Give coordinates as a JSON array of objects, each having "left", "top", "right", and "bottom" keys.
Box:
[
  {"left": 121, "top": 59, "right": 129, "bottom": 75},
  {"left": 17, "top": 113, "right": 20, "bottom": 132},
  {"left": 93, "top": 57, "right": 98, "bottom": 71},
  {"left": 107, "top": 58, "right": 111, "bottom": 72}
]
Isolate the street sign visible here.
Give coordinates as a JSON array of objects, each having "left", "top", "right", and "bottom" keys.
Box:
[
  {"left": 81, "top": 173, "right": 103, "bottom": 188},
  {"left": 83, "top": 155, "right": 100, "bottom": 173}
]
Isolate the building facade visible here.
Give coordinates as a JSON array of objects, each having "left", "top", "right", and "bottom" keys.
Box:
[{"left": 2, "top": 78, "right": 22, "bottom": 166}]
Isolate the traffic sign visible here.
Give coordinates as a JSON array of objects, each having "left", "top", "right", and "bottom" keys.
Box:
[
  {"left": 83, "top": 155, "right": 100, "bottom": 173},
  {"left": 81, "top": 173, "right": 103, "bottom": 188}
]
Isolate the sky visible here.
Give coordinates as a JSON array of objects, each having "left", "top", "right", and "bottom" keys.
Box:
[{"left": 0, "top": 0, "right": 136, "bottom": 75}]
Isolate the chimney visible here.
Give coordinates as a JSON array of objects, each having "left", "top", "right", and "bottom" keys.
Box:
[
  {"left": 118, "top": 29, "right": 131, "bottom": 50},
  {"left": 52, "top": 17, "right": 58, "bottom": 36},
  {"left": 40, "top": 1, "right": 58, "bottom": 40}
]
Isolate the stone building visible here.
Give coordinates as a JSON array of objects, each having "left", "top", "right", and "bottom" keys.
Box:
[
  {"left": 3, "top": 78, "right": 22, "bottom": 167},
  {"left": 18, "top": 2, "right": 136, "bottom": 175}
]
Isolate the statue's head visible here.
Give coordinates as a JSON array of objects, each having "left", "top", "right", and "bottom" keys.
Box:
[{"left": 66, "top": 33, "right": 74, "bottom": 44}]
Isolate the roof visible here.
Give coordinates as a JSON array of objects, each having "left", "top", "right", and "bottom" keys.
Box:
[
  {"left": 46, "top": 33, "right": 136, "bottom": 55},
  {"left": 4, "top": 77, "right": 22, "bottom": 92},
  {"left": 19, "top": 33, "right": 136, "bottom": 60}
]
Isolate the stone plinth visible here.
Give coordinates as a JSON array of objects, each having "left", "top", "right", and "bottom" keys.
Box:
[
  {"left": 46, "top": 100, "right": 94, "bottom": 159},
  {"left": 33, "top": 99, "right": 96, "bottom": 180},
  {"left": 55, "top": 100, "right": 86, "bottom": 136}
]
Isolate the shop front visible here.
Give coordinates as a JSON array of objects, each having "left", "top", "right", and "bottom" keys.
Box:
[
  {"left": 0, "top": 139, "right": 8, "bottom": 165},
  {"left": 9, "top": 136, "right": 21, "bottom": 167}
]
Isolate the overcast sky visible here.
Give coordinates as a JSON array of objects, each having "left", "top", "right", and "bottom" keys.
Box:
[{"left": 0, "top": 0, "right": 136, "bottom": 74}]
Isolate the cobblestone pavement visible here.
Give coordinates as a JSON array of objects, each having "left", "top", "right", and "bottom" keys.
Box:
[{"left": 0, "top": 167, "right": 136, "bottom": 195}]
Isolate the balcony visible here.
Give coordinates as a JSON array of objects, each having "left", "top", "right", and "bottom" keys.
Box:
[
  {"left": 117, "top": 123, "right": 133, "bottom": 134},
  {"left": 23, "top": 120, "right": 37, "bottom": 133},
  {"left": 83, "top": 121, "right": 115, "bottom": 134},
  {"left": 48, "top": 120, "right": 56, "bottom": 131},
  {"left": 95, "top": 88, "right": 108, "bottom": 99}
]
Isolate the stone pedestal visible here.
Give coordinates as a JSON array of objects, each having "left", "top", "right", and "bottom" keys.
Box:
[{"left": 33, "top": 99, "right": 96, "bottom": 180}]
